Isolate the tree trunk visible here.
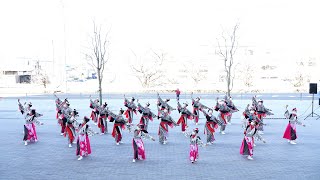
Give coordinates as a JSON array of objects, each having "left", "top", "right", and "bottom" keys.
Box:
[
  {"left": 227, "top": 65, "right": 232, "bottom": 97},
  {"left": 97, "top": 69, "right": 102, "bottom": 106},
  {"left": 226, "top": 72, "right": 230, "bottom": 97},
  {"left": 227, "top": 78, "right": 230, "bottom": 97},
  {"left": 99, "top": 79, "right": 102, "bottom": 106}
]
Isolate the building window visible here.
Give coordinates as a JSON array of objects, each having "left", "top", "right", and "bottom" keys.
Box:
[{"left": 4, "top": 71, "right": 17, "bottom": 75}]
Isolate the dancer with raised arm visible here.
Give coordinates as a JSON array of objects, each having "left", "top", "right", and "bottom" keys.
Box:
[
  {"left": 137, "top": 99, "right": 157, "bottom": 131},
  {"left": 18, "top": 99, "right": 32, "bottom": 115},
  {"left": 215, "top": 98, "right": 232, "bottom": 134},
  {"left": 54, "top": 94, "right": 68, "bottom": 120},
  {"left": 177, "top": 101, "right": 193, "bottom": 133},
  {"left": 97, "top": 102, "right": 109, "bottom": 135},
  {"left": 124, "top": 96, "right": 137, "bottom": 124},
  {"left": 23, "top": 109, "right": 44, "bottom": 146},
  {"left": 202, "top": 109, "right": 219, "bottom": 145},
  {"left": 242, "top": 106, "right": 260, "bottom": 129},
  {"left": 191, "top": 93, "right": 210, "bottom": 125},
  {"left": 64, "top": 109, "right": 79, "bottom": 148},
  {"left": 76, "top": 116, "right": 95, "bottom": 161},
  {"left": 62, "top": 101, "right": 72, "bottom": 118},
  {"left": 242, "top": 104, "right": 251, "bottom": 129},
  {"left": 283, "top": 106, "right": 306, "bottom": 145},
  {"left": 108, "top": 108, "right": 131, "bottom": 145},
  {"left": 89, "top": 96, "right": 100, "bottom": 125},
  {"left": 256, "top": 99, "right": 274, "bottom": 134},
  {"left": 251, "top": 95, "right": 258, "bottom": 110},
  {"left": 224, "top": 95, "right": 239, "bottom": 125},
  {"left": 158, "top": 108, "right": 178, "bottom": 145},
  {"left": 157, "top": 93, "right": 176, "bottom": 114},
  {"left": 57, "top": 101, "right": 72, "bottom": 136}
]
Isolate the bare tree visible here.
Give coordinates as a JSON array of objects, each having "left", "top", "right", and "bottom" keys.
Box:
[
  {"left": 216, "top": 23, "right": 239, "bottom": 96},
  {"left": 131, "top": 49, "right": 165, "bottom": 89},
  {"left": 238, "top": 63, "right": 254, "bottom": 92},
  {"left": 282, "top": 61, "right": 310, "bottom": 92},
  {"left": 86, "top": 21, "right": 109, "bottom": 105},
  {"left": 184, "top": 62, "right": 208, "bottom": 85},
  {"left": 166, "top": 78, "right": 179, "bottom": 87},
  {"left": 291, "top": 61, "right": 310, "bottom": 92},
  {"left": 41, "top": 75, "right": 49, "bottom": 88},
  {"left": 32, "top": 60, "right": 50, "bottom": 88}
]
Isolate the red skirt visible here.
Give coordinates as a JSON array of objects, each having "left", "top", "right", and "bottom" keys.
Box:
[
  {"left": 240, "top": 136, "right": 253, "bottom": 156},
  {"left": 133, "top": 138, "right": 146, "bottom": 160},
  {"left": 76, "top": 134, "right": 91, "bottom": 156},
  {"left": 283, "top": 123, "right": 297, "bottom": 140}
]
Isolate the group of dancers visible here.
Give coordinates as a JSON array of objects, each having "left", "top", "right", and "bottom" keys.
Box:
[{"left": 17, "top": 93, "right": 306, "bottom": 163}]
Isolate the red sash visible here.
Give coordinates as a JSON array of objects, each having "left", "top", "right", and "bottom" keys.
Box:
[
  {"left": 111, "top": 124, "right": 124, "bottom": 138},
  {"left": 205, "top": 122, "right": 216, "bottom": 133}
]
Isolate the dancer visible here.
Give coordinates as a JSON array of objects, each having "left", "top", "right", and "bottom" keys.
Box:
[
  {"left": 175, "top": 88, "right": 181, "bottom": 100},
  {"left": 89, "top": 96, "right": 100, "bottom": 125},
  {"left": 137, "top": 100, "right": 157, "bottom": 131},
  {"left": 108, "top": 108, "right": 131, "bottom": 145},
  {"left": 97, "top": 102, "right": 109, "bottom": 135},
  {"left": 240, "top": 120, "right": 266, "bottom": 160},
  {"left": 251, "top": 95, "right": 258, "bottom": 110},
  {"left": 54, "top": 94, "right": 68, "bottom": 120},
  {"left": 54, "top": 97, "right": 62, "bottom": 120},
  {"left": 18, "top": 99, "right": 32, "bottom": 115},
  {"left": 283, "top": 106, "right": 305, "bottom": 144},
  {"left": 76, "top": 116, "right": 95, "bottom": 161},
  {"left": 57, "top": 110, "right": 68, "bottom": 136},
  {"left": 157, "top": 93, "right": 176, "bottom": 114},
  {"left": 124, "top": 96, "right": 137, "bottom": 124},
  {"left": 177, "top": 101, "right": 193, "bottom": 133},
  {"left": 215, "top": 98, "right": 232, "bottom": 134},
  {"left": 185, "top": 128, "right": 205, "bottom": 163},
  {"left": 132, "top": 124, "right": 155, "bottom": 163},
  {"left": 244, "top": 107, "right": 265, "bottom": 147},
  {"left": 256, "top": 99, "right": 273, "bottom": 134},
  {"left": 158, "top": 108, "right": 178, "bottom": 144},
  {"left": 191, "top": 93, "right": 210, "bottom": 125},
  {"left": 23, "top": 109, "right": 44, "bottom": 146},
  {"left": 62, "top": 101, "right": 72, "bottom": 117},
  {"left": 224, "top": 95, "right": 239, "bottom": 125},
  {"left": 202, "top": 109, "right": 219, "bottom": 145},
  {"left": 242, "top": 104, "right": 251, "bottom": 129},
  {"left": 242, "top": 106, "right": 260, "bottom": 129},
  {"left": 64, "top": 109, "right": 79, "bottom": 147}
]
